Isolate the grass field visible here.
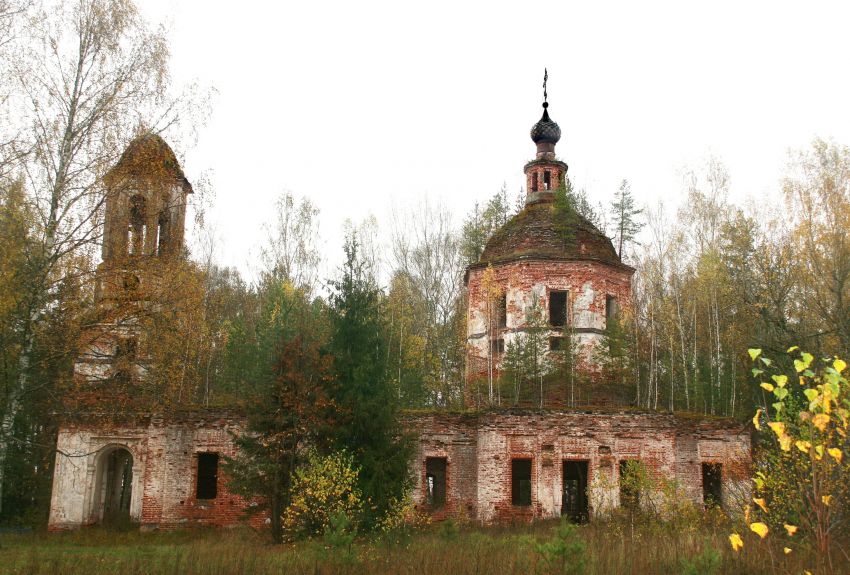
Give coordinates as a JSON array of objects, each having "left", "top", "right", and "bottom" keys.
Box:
[{"left": 0, "top": 515, "right": 843, "bottom": 575}]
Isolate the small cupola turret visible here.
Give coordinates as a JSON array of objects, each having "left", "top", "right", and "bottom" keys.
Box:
[{"left": 524, "top": 70, "right": 568, "bottom": 204}]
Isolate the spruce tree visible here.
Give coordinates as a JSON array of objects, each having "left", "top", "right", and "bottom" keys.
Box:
[
  {"left": 326, "top": 232, "right": 413, "bottom": 527},
  {"left": 610, "top": 179, "right": 644, "bottom": 258},
  {"left": 224, "top": 281, "right": 333, "bottom": 543}
]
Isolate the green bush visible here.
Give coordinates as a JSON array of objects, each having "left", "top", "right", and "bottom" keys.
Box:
[
  {"left": 534, "top": 518, "right": 586, "bottom": 574},
  {"left": 679, "top": 542, "right": 721, "bottom": 575}
]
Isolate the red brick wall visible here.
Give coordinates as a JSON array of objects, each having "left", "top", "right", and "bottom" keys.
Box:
[
  {"left": 466, "top": 259, "right": 634, "bottom": 403},
  {"left": 406, "top": 410, "right": 751, "bottom": 524},
  {"left": 50, "top": 413, "right": 265, "bottom": 531},
  {"left": 51, "top": 410, "right": 750, "bottom": 530}
]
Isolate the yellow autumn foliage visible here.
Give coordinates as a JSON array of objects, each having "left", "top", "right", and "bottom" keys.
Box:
[
  {"left": 282, "top": 450, "right": 363, "bottom": 538},
  {"left": 749, "top": 522, "right": 769, "bottom": 538},
  {"left": 737, "top": 347, "right": 850, "bottom": 570},
  {"left": 728, "top": 533, "right": 743, "bottom": 552}
]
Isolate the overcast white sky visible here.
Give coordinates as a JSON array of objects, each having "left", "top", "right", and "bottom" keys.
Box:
[{"left": 139, "top": 0, "right": 850, "bottom": 282}]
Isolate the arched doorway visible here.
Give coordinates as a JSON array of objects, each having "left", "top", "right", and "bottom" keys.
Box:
[{"left": 93, "top": 447, "right": 134, "bottom": 526}]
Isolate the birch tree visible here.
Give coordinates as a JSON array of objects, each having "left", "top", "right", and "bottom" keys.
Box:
[
  {"left": 390, "top": 198, "right": 465, "bottom": 404},
  {"left": 0, "top": 0, "right": 202, "bottom": 515}
]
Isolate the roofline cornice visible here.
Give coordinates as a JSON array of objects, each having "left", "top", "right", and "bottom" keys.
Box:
[{"left": 464, "top": 254, "right": 636, "bottom": 284}]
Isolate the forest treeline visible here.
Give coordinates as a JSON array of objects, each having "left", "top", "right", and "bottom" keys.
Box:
[{"left": 2, "top": 0, "right": 850, "bottom": 529}]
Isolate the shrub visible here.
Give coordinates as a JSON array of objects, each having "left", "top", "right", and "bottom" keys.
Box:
[
  {"left": 534, "top": 518, "right": 587, "bottom": 574},
  {"left": 679, "top": 542, "right": 721, "bottom": 575},
  {"left": 731, "top": 348, "right": 850, "bottom": 573},
  {"left": 282, "top": 450, "right": 362, "bottom": 539}
]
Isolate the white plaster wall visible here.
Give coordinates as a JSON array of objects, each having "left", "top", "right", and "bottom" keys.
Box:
[{"left": 49, "top": 428, "right": 147, "bottom": 528}]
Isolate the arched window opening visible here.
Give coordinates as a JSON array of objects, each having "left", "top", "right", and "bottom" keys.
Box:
[
  {"left": 92, "top": 447, "right": 134, "bottom": 526},
  {"left": 128, "top": 195, "right": 147, "bottom": 256}
]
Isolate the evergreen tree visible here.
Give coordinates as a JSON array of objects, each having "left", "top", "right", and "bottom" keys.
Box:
[
  {"left": 611, "top": 179, "right": 644, "bottom": 258},
  {"left": 593, "top": 314, "right": 637, "bottom": 406},
  {"left": 326, "top": 232, "right": 413, "bottom": 527},
  {"left": 224, "top": 281, "right": 333, "bottom": 543},
  {"left": 550, "top": 325, "right": 583, "bottom": 408},
  {"left": 460, "top": 185, "right": 516, "bottom": 266},
  {"left": 553, "top": 177, "right": 604, "bottom": 245},
  {"left": 500, "top": 294, "right": 550, "bottom": 407},
  {"left": 553, "top": 176, "right": 579, "bottom": 247}
]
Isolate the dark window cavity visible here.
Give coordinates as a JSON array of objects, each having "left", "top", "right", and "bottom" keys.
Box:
[
  {"left": 702, "top": 463, "right": 722, "bottom": 508},
  {"left": 128, "top": 195, "right": 147, "bottom": 256},
  {"left": 531, "top": 172, "right": 539, "bottom": 192},
  {"left": 562, "top": 460, "right": 589, "bottom": 523},
  {"left": 123, "top": 273, "right": 140, "bottom": 291},
  {"left": 425, "top": 457, "right": 447, "bottom": 508},
  {"left": 156, "top": 212, "right": 169, "bottom": 256},
  {"left": 196, "top": 452, "right": 219, "bottom": 500},
  {"left": 113, "top": 337, "right": 138, "bottom": 384},
  {"left": 543, "top": 170, "right": 551, "bottom": 190},
  {"left": 497, "top": 294, "right": 507, "bottom": 328},
  {"left": 114, "top": 338, "right": 138, "bottom": 361},
  {"left": 512, "top": 459, "right": 532, "bottom": 506},
  {"left": 549, "top": 336, "right": 564, "bottom": 351},
  {"left": 619, "top": 460, "right": 641, "bottom": 510},
  {"left": 606, "top": 295, "right": 619, "bottom": 324},
  {"left": 549, "top": 290, "right": 568, "bottom": 327},
  {"left": 491, "top": 338, "right": 505, "bottom": 354}
]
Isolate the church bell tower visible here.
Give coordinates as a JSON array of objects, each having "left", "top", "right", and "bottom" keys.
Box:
[{"left": 74, "top": 134, "right": 192, "bottom": 395}]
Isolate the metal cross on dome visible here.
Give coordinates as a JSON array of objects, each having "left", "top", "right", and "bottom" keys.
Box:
[{"left": 543, "top": 68, "right": 548, "bottom": 105}]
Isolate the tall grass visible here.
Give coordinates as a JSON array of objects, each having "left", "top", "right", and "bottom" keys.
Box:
[{"left": 0, "top": 516, "right": 844, "bottom": 575}]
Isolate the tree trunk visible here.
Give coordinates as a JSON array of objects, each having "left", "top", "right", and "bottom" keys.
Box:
[
  {"left": 675, "top": 290, "right": 689, "bottom": 411},
  {"left": 0, "top": 312, "right": 35, "bottom": 515}
]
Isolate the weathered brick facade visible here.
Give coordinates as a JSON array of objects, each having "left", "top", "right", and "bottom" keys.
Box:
[
  {"left": 48, "top": 409, "right": 749, "bottom": 529},
  {"left": 465, "top": 98, "right": 635, "bottom": 402},
  {"left": 466, "top": 259, "right": 633, "bottom": 386},
  {"left": 408, "top": 410, "right": 750, "bottom": 523},
  {"left": 48, "top": 412, "right": 259, "bottom": 530},
  {"left": 48, "top": 99, "right": 752, "bottom": 531}
]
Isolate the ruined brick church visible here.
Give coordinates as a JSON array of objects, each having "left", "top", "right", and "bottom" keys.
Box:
[{"left": 48, "top": 93, "right": 750, "bottom": 530}]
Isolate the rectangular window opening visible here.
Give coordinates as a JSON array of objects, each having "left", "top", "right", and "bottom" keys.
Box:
[
  {"left": 511, "top": 458, "right": 532, "bottom": 506},
  {"left": 196, "top": 452, "right": 219, "bottom": 500},
  {"left": 543, "top": 170, "right": 552, "bottom": 190},
  {"left": 531, "top": 173, "right": 539, "bottom": 192},
  {"left": 549, "top": 291, "right": 568, "bottom": 327},
  {"left": 702, "top": 463, "right": 722, "bottom": 508},
  {"left": 491, "top": 338, "right": 505, "bottom": 354},
  {"left": 114, "top": 338, "right": 138, "bottom": 361},
  {"left": 112, "top": 337, "right": 138, "bottom": 384},
  {"left": 425, "top": 457, "right": 447, "bottom": 509},
  {"left": 549, "top": 336, "right": 564, "bottom": 351},
  {"left": 619, "top": 460, "right": 641, "bottom": 511},
  {"left": 497, "top": 294, "right": 507, "bottom": 328},
  {"left": 606, "top": 295, "right": 619, "bottom": 324},
  {"left": 562, "top": 460, "right": 589, "bottom": 523}
]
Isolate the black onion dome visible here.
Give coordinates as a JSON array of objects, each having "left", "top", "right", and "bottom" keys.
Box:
[{"left": 530, "top": 104, "right": 561, "bottom": 145}]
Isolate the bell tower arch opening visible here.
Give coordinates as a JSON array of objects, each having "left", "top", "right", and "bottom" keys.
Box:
[{"left": 127, "top": 194, "right": 147, "bottom": 256}]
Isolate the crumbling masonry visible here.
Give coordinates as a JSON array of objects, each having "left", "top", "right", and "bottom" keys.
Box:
[{"left": 48, "top": 97, "right": 751, "bottom": 530}]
